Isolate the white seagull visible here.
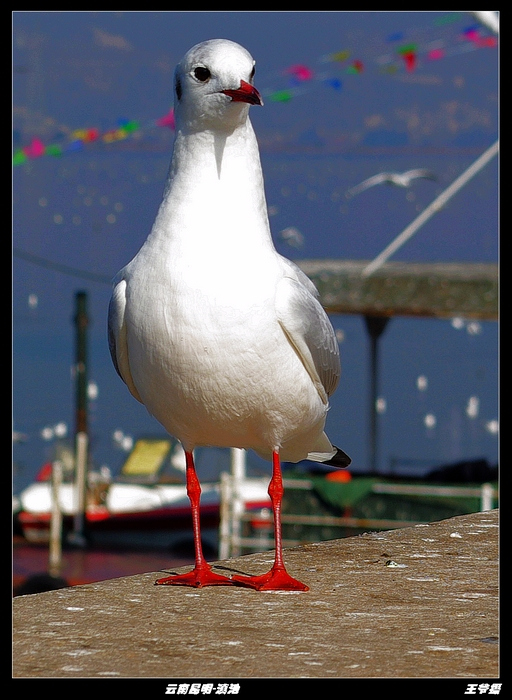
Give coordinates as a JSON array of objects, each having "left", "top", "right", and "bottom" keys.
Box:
[
  {"left": 108, "top": 39, "right": 350, "bottom": 592},
  {"left": 346, "top": 168, "right": 437, "bottom": 198},
  {"left": 470, "top": 11, "right": 499, "bottom": 34}
]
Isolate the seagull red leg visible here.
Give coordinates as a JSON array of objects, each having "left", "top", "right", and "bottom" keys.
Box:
[
  {"left": 155, "top": 451, "right": 236, "bottom": 587},
  {"left": 231, "top": 450, "right": 309, "bottom": 591}
]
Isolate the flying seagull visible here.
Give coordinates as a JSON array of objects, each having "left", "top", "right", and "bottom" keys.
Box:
[
  {"left": 108, "top": 39, "right": 350, "bottom": 592},
  {"left": 346, "top": 168, "right": 437, "bottom": 198}
]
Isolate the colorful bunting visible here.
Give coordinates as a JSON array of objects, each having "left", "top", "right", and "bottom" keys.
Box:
[
  {"left": 433, "top": 12, "right": 463, "bottom": 26},
  {"left": 268, "top": 90, "right": 294, "bottom": 102},
  {"left": 44, "top": 144, "right": 64, "bottom": 157},
  {"left": 70, "top": 127, "right": 99, "bottom": 142},
  {"left": 24, "top": 138, "right": 45, "bottom": 158},
  {"left": 329, "top": 50, "right": 350, "bottom": 62},
  {"left": 427, "top": 48, "right": 445, "bottom": 61},
  {"left": 397, "top": 43, "right": 418, "bottom": 55},
  {"left": 102, "top": 120, "right": 140, "bottom": 143},
  {"left": 346, "top": 60, "right": 364, "bottom": 74},
  {"left": 397, "top": 43, "right": 418, "bottom": 72},
  {"left": 462, "top": 25, "right": 498, "bottom": 48},
  {"left": 378, "top": 64, "right": 398, "bottom": 75},
  {"left": 285, "top": 64, "right": 314, "bottom": 82},
  {"left": 462, "top": 25, "right": 481, "bottom": 42},
  {"left": 13, "top": 13, "right": 497, "bottom": 166},
  {"left": 324, "top": 77, "right": 343, "bottom": 91},
  {"left": 387, "top": 31, "right": 405, "bottom": 43},
  {"left": 156, "top": 108, "right": 175, "bottom": 129},
  {"left": 13, "top": 116, "right": 157, "bottom": 166},
  {"left": 66, "top": 140, "right": 84, "bottom": 152},
  {"left": 12, "top": 150, "right": 27, "bottom": 166}
]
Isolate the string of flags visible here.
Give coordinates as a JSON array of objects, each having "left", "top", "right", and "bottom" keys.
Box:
[
  {"left": 12, "top": 111, "right": 175, "bottom": 166},
  {"left": 13, "top": 13, "right": 497, "bottom": 166},
  {"left": 262, "top": 14, "right": 496, "bottom": 102}
]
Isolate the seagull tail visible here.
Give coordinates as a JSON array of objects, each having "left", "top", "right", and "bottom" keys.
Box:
[
  {"left": 307, "top": 446, "right": 351, "bottom": 468},
  {"left": 323, "top": 447, "right": 352, "bottom": 468}
]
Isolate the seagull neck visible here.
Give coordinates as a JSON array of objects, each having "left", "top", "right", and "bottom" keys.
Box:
[
  {"left": 167, "top": 119, "right": 264, "bottom": 193},
  {"left": 151, "top": 119, "right": 274, "bottom": 254}
]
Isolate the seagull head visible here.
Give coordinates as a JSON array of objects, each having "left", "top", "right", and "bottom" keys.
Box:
[{"left": 173, "top": 39, "right": 263, "bottom": 132}]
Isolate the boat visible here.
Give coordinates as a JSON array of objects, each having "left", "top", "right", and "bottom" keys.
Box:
[
  {"left": 16, "top": 437, "right": 271, "bottom": 546},
  {"left": 17, "top": 478, "right": 272, "bottom": 543},
  {"left": 16, "top": 435, "right": 498, "bottom": 550}
]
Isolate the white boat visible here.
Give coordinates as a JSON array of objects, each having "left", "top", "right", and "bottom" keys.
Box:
[{"left": 16, "top": 438, "right": 271, "bottom": 544}]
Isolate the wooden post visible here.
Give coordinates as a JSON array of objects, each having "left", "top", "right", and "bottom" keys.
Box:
[{"left": 48, "top": 460, "right": 63, "bottom": 577}]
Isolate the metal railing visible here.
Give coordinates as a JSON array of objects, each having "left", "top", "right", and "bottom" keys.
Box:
[{"left": 218, "top": 474, "right": 497, "bottom": 559}]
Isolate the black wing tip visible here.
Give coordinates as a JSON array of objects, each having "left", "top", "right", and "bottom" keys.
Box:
[{"left": 323, "top": 447, "right": 352, "bottom": 469}]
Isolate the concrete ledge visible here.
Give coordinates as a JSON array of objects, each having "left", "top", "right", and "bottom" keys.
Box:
[
  {"left": 297, "top": 259, "right": 498, "bottom": 319},
  {"left": 13, "top": 510, "right": 499, "bottom": 678}
]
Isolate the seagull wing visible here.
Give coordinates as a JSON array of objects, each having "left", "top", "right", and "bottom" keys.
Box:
[
  {"left": 275, "top": 262, "right": 340, "bottom": 403},
  {"left": 402, "top": 168, "right": 437, "bottom": 181},
  {"left": 346, "top": 172, "right": 390, "bottom": 196},
  {"left": 278, "top": 256, "right": 322, "bottom": 300},
  {"left": 108, "top": 273, "right": 143, "bottom": 403}
]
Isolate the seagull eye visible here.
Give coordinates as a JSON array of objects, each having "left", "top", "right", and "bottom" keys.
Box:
[
  {"left": 193, "top": 66, "right": 211, "bottom": 82},
  {"left": 250, "top": 66, "right": 255, "bottom": 81}
]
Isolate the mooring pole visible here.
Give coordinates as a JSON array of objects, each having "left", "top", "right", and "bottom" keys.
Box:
[
  {"left": 69, "top": 291, "right": 89, "bottom": 547},
  {"left": 48, "top": 460, "right": 63, "bottom": 577},
  {"left": 364, "top": 315, "right": 390, "bottom": 475}
]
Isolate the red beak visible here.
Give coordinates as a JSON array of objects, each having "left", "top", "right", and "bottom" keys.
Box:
[{"left": 222, "top": 80, "right": 263, "bottom": 106}]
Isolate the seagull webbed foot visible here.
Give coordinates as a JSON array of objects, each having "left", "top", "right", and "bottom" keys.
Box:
[
  {"left": 155, "top": 565, "right": 237, "bottom": 587},
  {"left": 231, "top": 565, "right": 309, "bottom": 591}
]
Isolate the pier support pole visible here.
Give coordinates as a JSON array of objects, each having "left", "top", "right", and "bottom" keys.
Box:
[
  {"left": 69, "top": 291, "right": 89, "bottom": 548},
  {"left": 364, "top": 315, "right": 390, "bottom": 475}
]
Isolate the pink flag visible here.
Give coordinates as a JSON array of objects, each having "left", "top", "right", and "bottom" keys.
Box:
[
  {"left": 157, "top": 109, "right": 175, "bottom": 130},
  {"left": 286, "top": 64, "right": 314, "bottom": 81},
  {"left": 24, "top": 138, "right": 45, "bottom": 158}
]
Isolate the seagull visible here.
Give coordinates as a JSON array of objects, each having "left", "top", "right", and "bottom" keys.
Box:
[
  {"left": 470, "top": 11, "right": 499, "bottom": 35},
  {"left": 279, "top": 226, "right": 305, "bottom": 249},
  {"left": 108, "top": 39, "right": 350, "bottom": 592},
  {"left": 346, "top": 168, "right": 437, "bottom": 198}
]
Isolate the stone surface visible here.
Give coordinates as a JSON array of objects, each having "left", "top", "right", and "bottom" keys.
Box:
[{"left": 13, "top": 509, "right": 499, "bottom": 678}]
